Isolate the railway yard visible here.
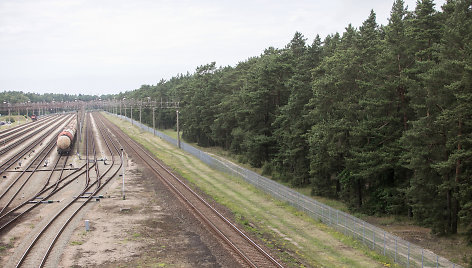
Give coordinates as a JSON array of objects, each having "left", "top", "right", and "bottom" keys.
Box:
[{"left": 0, "top": 111, "right": 285, "bottom": 267}]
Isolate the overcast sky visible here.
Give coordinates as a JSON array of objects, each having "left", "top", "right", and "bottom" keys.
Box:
[{"left": 0, "top": 0, "right": 446, "bottom": 96}]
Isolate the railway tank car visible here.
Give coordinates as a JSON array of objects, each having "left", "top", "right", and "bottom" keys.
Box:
[{"left": 57, "top": 117, "right": 77, "bottom": 154}]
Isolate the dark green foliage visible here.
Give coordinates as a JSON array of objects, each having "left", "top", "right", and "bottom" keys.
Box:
[
  {"left": 272, "top": 32, "right": 321, "bottom": 186},
  {"left": 0, "top": 91, "right": 97, "bottom": 104}
]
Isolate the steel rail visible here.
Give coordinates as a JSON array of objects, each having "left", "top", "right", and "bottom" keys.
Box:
[
  {"left": 0, "top": 115, "right": 73, "bottom": 200},
  {"left": 84, "top": 113, "right": 91, "bottom": 189},
  {"left": 0, "top": 115, "right": 78, "bottom": 229},
  {"left": 88, "top": 113, "right": 100, "bottom": 189},
  {"left": 0, "top": 115, "right": 57, "bottom": 145},
  {"left": 0, "top": 114, "right": 54, "bottom": 137},
  {"left": 37, "top": 112, "right": 122, "bottom": 268},
  {"left": 42, "top": 155, "right": 69, "bottom": 193},
  {"left": 0, "top": 115, "right": 62, "bottom": 156},
  {"left": 16, "top": 168, "right": 105, "bottom": 267},
  {"left": 0, "top": 129, "right": 63, "bottom": 216},
  {"left": 99, "top": 113, "right": 283, "bottom": 268},
  {"left": 0, "top": 163, "right": 90, "bottom": 233},
  {"left": 0, "top": 115, "right": 72, "bottom": 176},
  {"left": 16, "top": 112, "right": 100, "bottom": 267}
]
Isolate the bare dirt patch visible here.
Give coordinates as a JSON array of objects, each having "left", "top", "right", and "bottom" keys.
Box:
[
  {"left": 366, "top": 215, "right": 471, "bottom": 266},
  {"left": 60, "top": 157, "right": 241, "bottom": 267}
]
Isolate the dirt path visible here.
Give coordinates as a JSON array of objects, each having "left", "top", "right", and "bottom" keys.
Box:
[{"left": 59, "top": 149, "right": 241, "bottom": 267}]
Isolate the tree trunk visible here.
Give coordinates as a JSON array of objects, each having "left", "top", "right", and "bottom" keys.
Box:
[
  {"left": 357, "top": 179, "right": 363, "bottom": 208},
  {"left": 447, "top": 189, "right": 452, "bottom": 233},
  {"left": 336, "top": 178, "right": 341, "bottom": 198},
  {"left": 451, "top": 119, "right": 462, "bottom": 234}
]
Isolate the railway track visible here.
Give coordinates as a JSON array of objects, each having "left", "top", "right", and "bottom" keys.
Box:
[
  {"left": 11, "top": 112, "right": 122, "bottom": 267},
  {"left": 98, "top": 112, "right": 284, "bottom": 268},
  {"left": 0, "top": 115, "right": 57, "bottom": 146},
  {"left": 2, "top": 110, "right": 282, "bottom": 267},
  {"left": 0, "top": 115, "right": 75, "bottom": 211},
  {"left": 0, "top": 114, "right": 54, "bottom": 138},
  {"left": 0, "top": 135, "right": 57, "bottom": 216},
  {"left": 0, "top": 161, "right": 88, "bottom": 233},
  {"left": 0, "top": 115, "right": 72, "bottom": 175},
  {"left": 0, "top": 115, "right": 76, "bottom": 211},
  {"left": 0, "top": 115, "right": 83, "bottom": 231}
]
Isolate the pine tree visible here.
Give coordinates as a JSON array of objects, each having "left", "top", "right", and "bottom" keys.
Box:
[
  {"left": 345, "top": 10, "right": 399, "bottom": 213},
  {"left": 308, "top": 26, "right": 360, "bottom": 203},
  {"left": 234, "top": 48, "right": 293, "bottom": 167},
  {"left": 371, "top": 0, "right": 416, "bottom": 215},
  {"left": 272, "top": 33, "right": 321, "bottom": 186},
  {"left": 426, "top": 0, "right": 472, "bottom": 235},
  {"left": 181, "top": 62, "right": 220, "bottom": 146},
  {"left": 402, "top": 0, "right": 448, "bottom": 233}
]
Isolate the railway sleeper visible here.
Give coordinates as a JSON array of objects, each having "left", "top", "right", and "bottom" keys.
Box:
[
  {"left": 4, "top": 167, "right": 80, "bottom": 172},
  {"left": 28, "top": 200, "right": 60, "bottom": 203},
  {"left": 73, "top": 195, "right": 104, "bottom": 201}
]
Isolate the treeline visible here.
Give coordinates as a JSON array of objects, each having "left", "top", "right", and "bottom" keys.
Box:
[
  {"left": 72, "top": 0, "right": 472, "bottom": 239},
  {"left": 0, "top": 91, "right": 101, "bottom": 104}
]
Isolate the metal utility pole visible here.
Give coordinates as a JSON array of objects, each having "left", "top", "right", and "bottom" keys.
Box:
[
  {"left": 176, "top": 110, "right": 180, "bottom": 149},
  {"left": 130, "top": 105, "right": 133, "bottom": 125},
  {"left": 121, "top": 148, "right": 126, "bottom": 200},
  {"left": 77, "top": 110, "right": 80, "bottom": 156},
  {"left": 152, "top": 107, "right": 156, "bottom": 136},
  {"left": 139, "top": 102, "right": 142, "bottom": 125}
]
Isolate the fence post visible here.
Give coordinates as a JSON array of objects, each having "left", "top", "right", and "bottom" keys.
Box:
[
  {"left": 358, "top": 219, "right": 361, "bottom": 239},
  {"left": 329, "top": 207, "right": 331, "bottom": 225},
  {"left": 422, "top": 248, "right": 424, "bottom": 268},
  {"left": 336, "top": 210, "right": 339, "bottom": 226},
  {"left": 395, "top": 237, "right": 397, "bottom": 262},
  {"left": 436, "top": 255, "right": 438, "bottom": 268},
  {"left": 372, "top": 230, "right": 375, "bottom": 250},
  {"left": 344, "top": 213, "right": 347, "bottom": 235},
  {"left": 363, "top": 221, "right": 365, "bottom": 244},
  {"left": 383, "top": 231, "right": 386, "bottom": 256},
  {"left": 407, "top": 242, "right": 410, "bottom": 268}
]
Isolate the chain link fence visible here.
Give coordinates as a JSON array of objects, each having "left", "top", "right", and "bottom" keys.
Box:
[{"left": 110, "top": 112, "right": 461, "bottom": 268}]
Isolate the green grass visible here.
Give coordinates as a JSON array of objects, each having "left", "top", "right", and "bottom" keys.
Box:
[
  {"left": 159, "top": 129, "right": 179, "bottom": 140},
  {"left": 0, "top": 115, "right": 29, "bottom": 130},
  {"left": 148, "top": 128, "right": 472, "bottom": 267},
  {"left": 156, "top": 129, "right": 353, "bottom": 214},
  {"left": 0, "top": 237, "right": 18, "bottom": 255},
  {"left": 105, "top": 113, "right": 395, "bottom": 268}
]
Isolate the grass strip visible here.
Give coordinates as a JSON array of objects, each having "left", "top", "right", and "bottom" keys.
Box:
[{"left": 105, "top": 113, "right": 399, "bottom": 268}]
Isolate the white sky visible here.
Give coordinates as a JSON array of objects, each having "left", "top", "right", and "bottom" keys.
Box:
[{"left": 0, "top": 0, "right": 446, "bottom": 95}]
